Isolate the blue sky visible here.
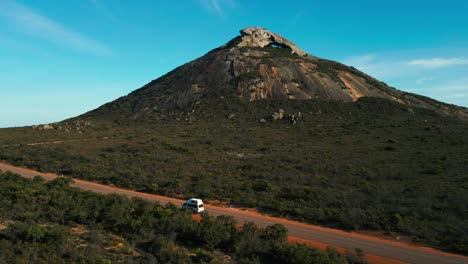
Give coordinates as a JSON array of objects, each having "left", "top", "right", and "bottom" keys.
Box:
[{"left": 0, "top": 0, "right": 467, "bottom": 128}]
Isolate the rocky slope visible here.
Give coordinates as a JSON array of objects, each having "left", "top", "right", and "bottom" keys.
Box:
[{"left": 83, "top": 27, "right": 467, "bottom": 120}]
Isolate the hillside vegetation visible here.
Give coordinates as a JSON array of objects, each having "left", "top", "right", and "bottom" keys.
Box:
[{"left": 0, "top": 98, "right": 467, "bottom": 255}]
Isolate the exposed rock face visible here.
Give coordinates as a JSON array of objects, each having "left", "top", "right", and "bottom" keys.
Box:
[
  {"left": 237, "top": 27, "right": 307, "bottom": 56},
  {"left": 82, "top": 27, "right": 468, "bottom": 120}
]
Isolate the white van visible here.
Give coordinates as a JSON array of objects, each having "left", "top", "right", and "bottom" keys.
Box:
[{"left": 181, "top": 198, "right": 205, "bottom": 214}]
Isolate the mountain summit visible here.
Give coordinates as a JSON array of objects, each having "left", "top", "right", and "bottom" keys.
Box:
[
  {"left": 85, "top": 27, "right": 466, "bottom": 120},
  {"left": 237, "top": 27, "right": 307, "bottom": 56}
]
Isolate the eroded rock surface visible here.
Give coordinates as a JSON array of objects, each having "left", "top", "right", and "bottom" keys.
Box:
[{"left": 237, "top": 27, "right": 307, "bottom": 56}]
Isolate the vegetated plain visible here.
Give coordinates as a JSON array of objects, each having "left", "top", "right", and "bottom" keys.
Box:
[
  {"left": 0, "top": 97, "right": 467, "bottom": 255},
  {"left": 0, "top": 171, "right": 361, "bottom": 263}
]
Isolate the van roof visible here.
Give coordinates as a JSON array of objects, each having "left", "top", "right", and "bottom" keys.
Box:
[{"left": 187, "top": 198, "right": 203, "bottom": 203}]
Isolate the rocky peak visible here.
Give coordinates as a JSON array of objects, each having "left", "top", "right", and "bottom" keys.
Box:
[
  {"left": 237, "top": 27, "right": 307, "bottom": 56},
  {"left": 81, "top": 27, "right": 468, "bottom": 121}
]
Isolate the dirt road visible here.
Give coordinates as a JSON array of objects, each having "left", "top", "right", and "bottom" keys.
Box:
[{"left": 1, "top": 162, "right": 467, "bottom": 264}]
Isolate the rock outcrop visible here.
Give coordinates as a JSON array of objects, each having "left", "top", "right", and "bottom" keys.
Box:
[
  {"left": 237, "top": 27, "right": 307, "bottom": 56},
  {"left": 32, "top": 120, "right": 93, "bottom": 131}
]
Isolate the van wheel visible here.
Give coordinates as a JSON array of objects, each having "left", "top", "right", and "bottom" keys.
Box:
[{"left": 192, "top": 210, "right": 197, "bottom": 214}]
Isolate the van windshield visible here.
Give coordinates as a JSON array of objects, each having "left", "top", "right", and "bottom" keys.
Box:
[{"left": 199, "top": 204, "right": 203, "bottom": 208}]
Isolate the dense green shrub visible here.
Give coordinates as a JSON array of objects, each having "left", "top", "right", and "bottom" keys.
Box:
[{"left": 0, "top": 172, "right": 354, "bottom": 263}]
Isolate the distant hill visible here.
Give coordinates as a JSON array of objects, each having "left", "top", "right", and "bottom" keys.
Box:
[{"left": 82, "top": 26, "right": 467, "bottom": 121}]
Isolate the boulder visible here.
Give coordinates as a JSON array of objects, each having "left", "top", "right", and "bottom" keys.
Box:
[{"left": 272, "top": 109, "right": 284, "bottom": 120}]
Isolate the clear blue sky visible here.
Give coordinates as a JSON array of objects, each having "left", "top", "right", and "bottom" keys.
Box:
[{"left": 1, "top": 0, "right": 467, "bottom": 128}]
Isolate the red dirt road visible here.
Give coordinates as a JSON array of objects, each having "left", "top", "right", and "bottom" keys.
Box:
[{"left": 1, "top": 162, "right": 467, "bottom": 264}]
